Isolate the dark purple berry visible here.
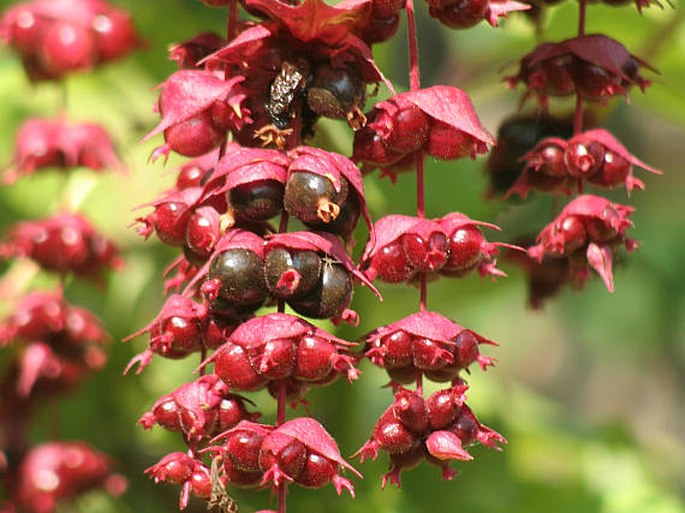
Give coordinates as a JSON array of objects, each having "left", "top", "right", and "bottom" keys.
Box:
[
  {"left": 287, "top": 262, "right": 353, "bottom": 319},
  {"left": 264, "top": 248, "right": 322, "bottom": 299},
  {"left": 284, "top": 171, "right": 348, "bottom": 225},
  {"left": 228, "top": 180, "right": 285, "bottom": 222},
  {"left": 208, "top": 249, "right": 268, "bottom": 305},
  {"left": 307, "top": 65, "right": 365, "bottom": 122}
]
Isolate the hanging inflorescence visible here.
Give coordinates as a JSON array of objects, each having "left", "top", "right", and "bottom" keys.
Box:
[{"left": 0, "top": 0, "right": 141, "bottom": 511}]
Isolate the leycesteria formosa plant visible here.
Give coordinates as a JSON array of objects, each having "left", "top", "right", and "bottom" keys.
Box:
[{"left": 0, "top": 0, "right": 664, "bottom": 511}]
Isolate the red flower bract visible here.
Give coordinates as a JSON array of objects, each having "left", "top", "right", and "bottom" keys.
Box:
[
  {"left": 144, "top": 70, "right": 250, "bottom": 160},
  {"left": 355, "top": 384, "right": 505, "bottom": 487},
  {"left": 139, "top": 374, "right": 259, "bottom": 444},
  {"left": 362, "top": 214, "right": 510, "bottom": 283},
  {"left": 528, "top": 194, "right": 636, "bottom": 292},
  {"left": 507, "top": 128, "right": 662, "bottom": 197},
  {"left": 16, "top": 441, "right": 126, "bottom": 513},
  {"left": 0, "top": 0, "right": 140, "bottom": 81},
  {"left": 0, "top": 291, "right": 109, "bottom": 396},
  {"left": 363, "top": 311, "right": 496, "bottom": 383},
  {"left": 201, "top": 313, "right": 359, "bottom": 391},
  {"left": 4, "top": 118, "right": 123, "bottom": 183},
  {"left": 354, "top": 86, "right": 495, "bottom": 180},
  {"left": 507, "top": 34, "right": 654, "bottom": 107},
  {"left": 0, "top": 213, "right": 122, "bottom": 281}
]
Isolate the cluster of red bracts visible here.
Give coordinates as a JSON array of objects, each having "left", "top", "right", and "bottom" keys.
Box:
[
  {"left": 146, "top": 418, "right": 358, "bottom": 509},
  {"left": 364, "top": 311, "right": 496, "bottom": 383},
  {"left": 507, "top": 34, "right": 654, "bottom": 108},
  {"left": 0, "top": 213, "right": 122, "bottom": 283},
  {"left": 0, "top": 0, "right": 140, "bottom": 81},
  {"left": 356, "top": 385, "right": 504, "bottom": 486},
  {"left": 527, "top": 194, "right": 636, "bottom": 293},
  {"left": 506, "top": 128, "right": 662, "bottom": 197},
  {"left": 353, "top": 86, "right": 495, "bottom": 181},
  {"left": 0, "top": 291, "right": 109, "bottom": 398},
  {"left": 0, "top": 291, "right": 125, "bottom": 511},
  {"left": 0, "top": 0, "right": 132, "bottom": 510},
  {"left": 3, "top": 118, "right": 123, "bottom": 184},
  {"left": 9, "top": 442, "right": 126, "bottom": 513},
  {"left": 128, "top": 0, "right": 519, "bottom": 508},
  {"left": 492, "top": 26, "right": 661, "bottom": 305},
  {"left": 363, "top": 213, "right": 517, "bottom": 283}
]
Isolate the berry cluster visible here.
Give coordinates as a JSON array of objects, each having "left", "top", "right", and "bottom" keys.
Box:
[
  {"left": 123, "top": 0, "right": 558, "bottom": 505},
  {"left": 356, "top": 384, "right": 504, "bottom": 486},
  {"left": 0, "top": 0, "right": 138, "bottom": 510},
  {"left": 0, "top": 0, "right": 139, "bottom": 81},
  {"left": 121, "top": 0, "right": 666, "bottom": 510},
  {"left": 490, "top": 2, "right": 661, "bottom": 308},
  {"left": 363, "top": 213, "right": 513, "bottom": 283},
  {"left": 507, "top": 128, "right": 661, "bottom": 197},
  {"left": 4, "top": 118, "right": 123, "bottom": 184},
  {"left": 1, "top": 214, "right": 122, "bottom": 282}
]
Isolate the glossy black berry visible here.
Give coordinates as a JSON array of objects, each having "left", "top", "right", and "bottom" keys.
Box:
[
  {"left": 208, "top": 249, "right": 268, "bottom": 305},
  {"left": 228, "top": 180, "right": 285, "bottom": 222},
  {"left": 287, "top": 262, "right": 352, "bottom": 319},
  {"left": 486, "top": 114, "right": 573, "bottom": 195},
  {"left": 284, "top": 171, "right": 348, "bottom": 225},
  {"left": 307, "top": 65, "right": 365, "bottom": 120},
  {"left": 264, "top": 248, "right": 322, "bottom": 299}
]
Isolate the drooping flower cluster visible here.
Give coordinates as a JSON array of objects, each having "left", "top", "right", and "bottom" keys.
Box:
[
  {"left": 0, "top": 0, "right": 140, "bottom": 81},
  {"left": 4, "top": 118, "right": 123, "bottom": 184},
  {"left": 497, "top": 9, "right": 660, "bottom": 307},
  {"left": 124, "top": 0, "right": 666, "bottom": 510},
  {"left": 0, "top": 0, "right": 136, "bottom": 510}
]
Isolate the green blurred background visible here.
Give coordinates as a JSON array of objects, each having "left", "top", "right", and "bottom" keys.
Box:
[{"left": 0, "top": 1, "right": 684, "bottom": 512}]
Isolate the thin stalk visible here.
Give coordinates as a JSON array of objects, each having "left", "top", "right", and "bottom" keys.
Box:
[
  {"left": 199, "top": 346, "right": 207, "bottom": 376},
  {"left": 227, "top": 0, "right": 239, "bottom": 41},
  {"left": 574, "top": 0, "right": 587, "bottom": 136},
  {"left": 573, "top": 91, "right": 584, "bottom": 135},
  {"left": 405, "top": 0, "right": 421, "bottom": 92},
  {"left": 276, "top": 381, "right": 287, "bottom": 513},
  {"left": 277, "top": 211, "right": 289, "bottom": 314},
  {"left": 577, "top": 0, "right": 587, "bottom": 37},
  {"left": 406, "top": 0, "right": 428, "bottom": 389}
]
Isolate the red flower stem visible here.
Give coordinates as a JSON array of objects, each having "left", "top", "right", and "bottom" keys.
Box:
[
  {"left": 578, "top": 0, "right": 587, "bottom": 37},
  {"left": 227, "top": 0, "right": 239, "bottom": 41},
  {"left": 276, "top": 380, "right": 287, "bottom": 513},
  {"left": 406, "top": 0, "right": 428, "bottom": 387},
  {"left": 278, "top": 482, "right": 287, "bottom": 513},
  {"left": 405, "top": 0, "right": 421, "bottom": 92},
  {"left": 574, "top": 0, "right": 587, "bottom": 136},
  {"left": 199, "top": 346, "right": 207, "bottom": 376},
  {"left": 573, "top": 92, "right": 584, "bottom": 135}
]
